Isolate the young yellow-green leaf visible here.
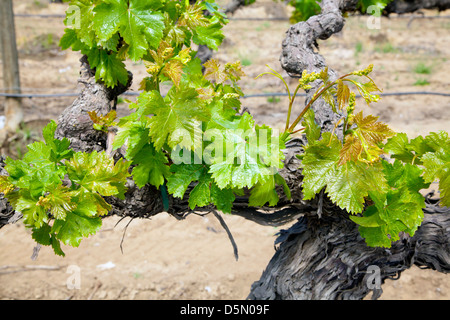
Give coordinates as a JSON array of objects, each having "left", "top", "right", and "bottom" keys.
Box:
[
  {"left": 338, "top": 135, "right": 363, "bottom": 165},
  {"left": 14, "top": 191, "right": 49, "bottom": 228},
  {"left": 224, "top": 61, "right": 245, "bottom": 83},
  {"left": 336, "top": 79, "right": 350, "bottom": 111},
  {"left": 178, "top": 3, "right": 209, "bottom": 28},
  {"left": 88, "top": 110, "right": 117, "bottom": 133},
  {"left": 353, "top": 111, "right": 394, "bottom": 146},
  {"left": 163, "top": 58, "right": 186, "bottom": 87},
  {"left": 204, "top": 59, "right": 227, "bottom": 84},
  {"left": 0, "top": 176, "right": 15, "bottom": 195},
  {"left": 38, "top": 184, "right": 77, "bottom": 221}
]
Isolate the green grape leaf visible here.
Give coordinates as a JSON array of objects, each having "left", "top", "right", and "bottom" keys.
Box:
[
  {"left": 188, "top": 170, "right": 212, "bottom": 210},
  {"left": 66, "top": 151, "right": 130, "bottom": 199},
  {"left": 249, "top": 178, "right": 278, "bottom": 207},
  {"left": 192, "top": 21, "right": 224, "bottom": 50},
  {"left": 210, "top": 182, "right": 235, "bottom": 214},
  {"left": 249, "top": 173, "right": 291, "bottom": 207},
  {"left": 93, "top": 0, "right": 165, "bottom": 61},
  {"left": 422, "top": 149, "right": 450, "bottom": 207},
  {"left": 353, "top": 187, "right": 424, "bottom": 248},
  {"left": 5, "top": 145, "right": 66, "bottom": 196},
  {"left": 86, "top": 49, "right": 129, "bottom": 88},
  {"left": 167, "top": 164, "right": 205, "bottom": 199},
  {"left": 384, "top": 132, "right": 434, "bottom": 165},
  {"left": 52, "top": 209, "right": 102, "bottom": 248},
  {"left": 59, "top": 28, "right": 82, "bottom": 50},
  {"left": 357, "top": 220, "right": 407, "bottom": 248},
  {"left": 15, "top": 191, "right": 49, "bottom": 228},
  {"left": 64, "top": 0, "right": 97, "bottom": 47},
  {"left": 327, "top": 160, "right": 387, "bottom": 214},
  {"left": 351, "top": 160, "right": 427, "bottom": 247},
  {"left": 146, "top": 84, "right": 209, "bottom": 150},
  {"left": 31, "top": 224, "right": 65, "bottom": 256},
  {"left": 301, "top": 109, "right": 321, "bottom": 142},
  {"left": 300, "top": 132, "right": 341, "bottom": 200},
  {"left": 384, "top": 133, "right": 415, "bottom": 163},
  {"left": 387, "top": 131, "right": 450, "bottom": 206},
  {"left": 382, "top": 159, "right": 429, "bottom": 193},
  {"left": 131, "top": 143, "right": 171, "bottom": 189},
  {"left": 112, "top": 116, "right": 150, "bottom": 159},
  {"left": 208, "top": 114, "right": 285, "bottom": 189},
  {"left": 167, "top": 163, "right": 236, "bottom": 212},
  {"left": 288, "top": 0, "right": 321, "bottom": 22},
  {"left": 42, "top": 120, "right": 74, "bottom": 162}
]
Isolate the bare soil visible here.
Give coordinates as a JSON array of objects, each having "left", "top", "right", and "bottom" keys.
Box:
[{"left": 0, "top": 0, "right": 449, "bottom": 300}]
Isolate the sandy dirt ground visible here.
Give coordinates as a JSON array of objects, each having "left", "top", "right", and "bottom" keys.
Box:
[{"left": 0, "top": 0, "right": 449, "bottom": 300}]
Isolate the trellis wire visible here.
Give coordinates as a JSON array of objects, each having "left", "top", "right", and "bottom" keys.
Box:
[{"left": 0, "top": 91, "right": 449, "bottom": 99}]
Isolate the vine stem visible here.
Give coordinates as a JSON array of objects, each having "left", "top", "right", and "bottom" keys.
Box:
[
  {"left": 285, "top": 84, "right": 302, "bottom": 131},
  {"left": 286, "top": 73, "right": 352, "bottom": 133}
]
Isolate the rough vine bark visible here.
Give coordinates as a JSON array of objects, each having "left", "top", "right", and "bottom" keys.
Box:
[{"left": 385, "top": 0, "right": 450, "bottom": 14}]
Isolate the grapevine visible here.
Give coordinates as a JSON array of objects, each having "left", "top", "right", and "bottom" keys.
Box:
[{"left": 0, "top": 0, "right": 448, "bottom": 256}]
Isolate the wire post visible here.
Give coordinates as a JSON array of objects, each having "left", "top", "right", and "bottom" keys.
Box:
[{"left": 0, "top": 0, "right": 23, "bottom": 135}]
